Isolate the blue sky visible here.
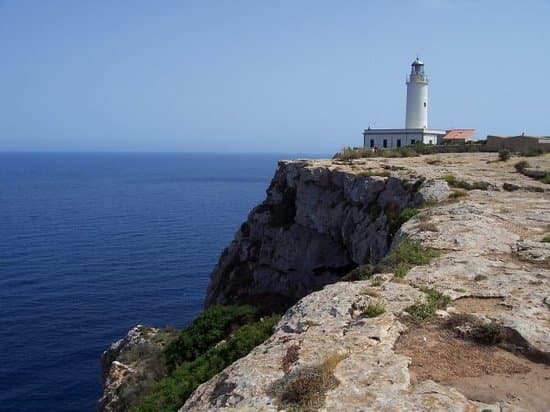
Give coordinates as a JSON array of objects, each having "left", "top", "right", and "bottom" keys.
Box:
[{"left": 1, "top": 0, "right": 549, "bottom": 153}]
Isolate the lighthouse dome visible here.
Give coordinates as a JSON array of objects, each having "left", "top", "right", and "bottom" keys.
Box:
[{"left": 412, "top": 57, "right": 423, "bottom": 66}]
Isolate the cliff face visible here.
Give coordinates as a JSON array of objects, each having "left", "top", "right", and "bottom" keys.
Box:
[{"left": 205, "top": 160, "right": 446, "bottom": 311}]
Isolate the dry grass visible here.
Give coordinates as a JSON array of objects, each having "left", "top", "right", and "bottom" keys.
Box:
[
  {"left": 271, "top": 352, "right": 347, "bottom": 412},
  {"left": 281, "top": 344, "right": 300, "bottom": 373},
  {"left": 360, "top": 287, "right": 380, "bottom": 297}
]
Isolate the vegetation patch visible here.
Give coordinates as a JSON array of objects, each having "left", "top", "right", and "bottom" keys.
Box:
[
  {"left": 138, "top": 314, "right": 280, "bottom": 412},
  {"left": 542, "top": 234, "right": 550, "bottom": 243},
  {"left": 498, "top": 149, "right": 511, "bottom": 161},
  {"left": 443, "top": 174, "right": 489, "bottom": 191},
  {"left": 540, "top": 175, "right": 550, "bottom": 184},
  {"left": 473, "top": 274, "right": 488, "bottom": 282},
  {"left": 388, "top": 207, "right": 420, "bottom": 237},
  {"left": 405, "top": 287, "right": 451, "bottom": 323},
  {"left": 270, "top": 353, "right": 347, "bottom": 412},
  {"left": 363, "top": 299, "right": 386, "bottom": 318},
  {"left": 165, "top": 305, "right": 256, "bottom": 371},
  {"left": 514, "top": 160, "right": 531, "bottom": 172},
  {"left": 358, "top": 169, "right": 390, "bottom": 178},
  {"left": 445, "top": 313, "right": 505, "bottom": 345},
  {"left": 380, "top": 239, "right": 440, "bottom": 278}
]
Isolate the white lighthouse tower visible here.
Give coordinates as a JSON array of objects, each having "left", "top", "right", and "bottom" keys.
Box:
[
  {"left": 363, "top": 56, "right": 453, "bottom": 149},
  {"left": 405, "top": 57, "right": 428, "bottom": 129}
]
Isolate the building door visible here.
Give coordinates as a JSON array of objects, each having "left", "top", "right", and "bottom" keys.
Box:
[
  {"left": 370, "top": 139, "right": 374, "bottom": 148},
  {"left": 383, "top": 139, "right": 387, "bottom": 148},
  {"left": 397, "top": 139, "right": 401, "bottom": 148}
]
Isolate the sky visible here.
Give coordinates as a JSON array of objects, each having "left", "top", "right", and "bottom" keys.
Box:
[{"left": 1, "top": 0, "right": 549, "bottom": 153}]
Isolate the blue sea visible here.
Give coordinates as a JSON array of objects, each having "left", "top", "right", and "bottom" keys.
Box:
[{"left": 0, "top": 153, "right": 320, "bottom": 412}]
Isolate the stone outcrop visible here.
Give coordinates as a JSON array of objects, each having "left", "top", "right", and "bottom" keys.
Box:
[
  {"left": 99, "top": 325, "right": 176, "bottom": 412},
  {"left": 205, "top": 160, "right": 438, "bottom": 311}
]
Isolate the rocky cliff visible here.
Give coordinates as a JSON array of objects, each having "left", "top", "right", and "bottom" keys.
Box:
[
  {"left": 100, "top": 153, "right": 550, "bottom": 411},
  {"left": 204, "top": 159, "right": 449, "bottom": 312}
]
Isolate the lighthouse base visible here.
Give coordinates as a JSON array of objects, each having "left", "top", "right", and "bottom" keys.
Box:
[{"left": 363, "top": 128, "right": 446, "bottom": 149}]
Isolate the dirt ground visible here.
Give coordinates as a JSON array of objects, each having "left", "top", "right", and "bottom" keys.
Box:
[{"left": 395, "top": 320, "right": 550, "bottom": 411}]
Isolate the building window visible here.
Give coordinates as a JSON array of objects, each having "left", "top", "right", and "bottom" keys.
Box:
[
  {"left": 397, "top": 139, "right": 401, "bottom": 148},
  {"left": 424, "top": 102, "right": 426, "bottom": 107},
  {"left": 429, "top": 139, "right": 433, "bottom": 144},
  {"left": 383, "top": 139, "right": 387, "bottom": 148},
  {"left": 411, "top": 139, "right": 416, "bottom": 144},
  {"left": 370, "top": 139, "right": 374, "bottom": 148}
]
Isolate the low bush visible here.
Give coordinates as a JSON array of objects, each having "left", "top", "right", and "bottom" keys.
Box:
[
  {"left": 498, "top": 148, "right": 511, "bottom": 161},
  {"left": 542, "top": 234, "right": 550, "bottom": 243},
  {"left": 271, "top": 353, "right": 346, "bottom": 412},
  {"left": 380, "top": 239, "right": 440, "bottom": 278},
  {"left": 443, "top": 174, "right": 489, "bottom": 191},
  {"left": 138, "top": 314, "right": 280, "bottom": 412},
  {"left": 514, "top": 160, "right": 531, "bottom": 172},
  {"left": 540, "top": 175, "right": 550, "bottom": 184},
  {"left": 445, "top": 313, "right": 505, "bottom": 345},
  {"left": 363, "top": 300, "right": 386, "bottom": 318},
  {"left": 388, "top": 207, "right": 420, "bottom": 237},
  {"left": 405, "top": 287, "right": 451, "bottom": 323}
]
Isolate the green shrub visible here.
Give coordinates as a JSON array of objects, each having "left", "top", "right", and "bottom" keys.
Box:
[
  {"left": 363, "top": 300, "right": 386, "bottom": 318},
  {"left": 164, "top": 305, "right": 256, "bottom": 371},
  {"left": 139, "top": 315, "right": 280, "bottom": 412},
  {"left": 380, "top": 239, "right": 440, "bottom": 278},
  {"left": 388, "top": 208, "right": 420, "bottom": 236},
  {"left": 514, "top": 160, "right": 531, "bottom": 172},
  {"left": 542, "top": 234, "right": 550, "bottom": 243},
  {"left": 540, "top": 175, "right": 550, "bottom": 184},
  {"left": 498, "top": 149, "right": 511, "bottom": 161},
  {"left": 405, "top": 287, "right": 451, "bottom": 323}
]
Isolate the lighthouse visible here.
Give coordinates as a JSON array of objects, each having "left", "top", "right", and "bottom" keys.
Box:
[
  {"left": 405, "top": 57, "right": 428, "bottom": 129},
  {"left": 362, "top": 57, "right": 469, "bottom": 149}
]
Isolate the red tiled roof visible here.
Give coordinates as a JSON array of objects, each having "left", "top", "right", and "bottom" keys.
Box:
[{"left": 443, "top": 129, "right": 475, "bottom": 140}]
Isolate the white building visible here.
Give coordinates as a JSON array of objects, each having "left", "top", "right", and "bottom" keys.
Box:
[{"left": 363, "top": 58, "right": 447, "bottom": 149}]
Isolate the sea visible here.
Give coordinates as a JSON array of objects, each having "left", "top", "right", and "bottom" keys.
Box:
[{"left": 0, "top": 152, "right": 323, "bottom": 412}]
